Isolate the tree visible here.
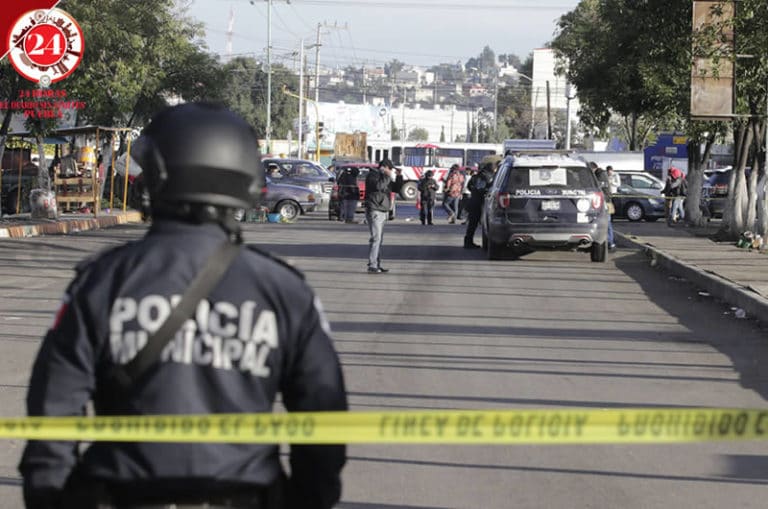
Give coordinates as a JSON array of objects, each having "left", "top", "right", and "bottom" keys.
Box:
[
  {"left": 551, "top": 0, "right": 697, "bottom": 150},
  {"left": 407, "top": 127, "right": 428, "bottom": 141},
  {"left": 0, "top": 62, "right": 26, "bottom": 215},
  {"left": 391, "top": 118, "right": 400, "bottom": 141},
  {"left": 550, "top": 0, "right": 718, "bottom": 227},
  {"left": 60, "top": 0, "right": 225, "bottom": 129},
  {"left": 384, "top": 59, "right": 406, "bottom": 79},
  {"left": 692, "top": 0, "right": 768, "bottom": 237}
]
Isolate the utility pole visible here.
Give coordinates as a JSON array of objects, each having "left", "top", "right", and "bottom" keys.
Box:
[
  {"left": 298, "top": 38, "right": 304, "bottom": 159},
  {"left": 314, "top": 23, "right": 321, "bottom": 104},
  {"left": 546, "top": 80, "right": 552, "bottom": 140},
  {"left": 493, "top": 69, "right": 499, "bottom": 140},
  {"left": 266, "top": 0, "right": 272, "bottom": 151},
  {"left": 565, "top": 83, "right": 575, "bottom": 150}
]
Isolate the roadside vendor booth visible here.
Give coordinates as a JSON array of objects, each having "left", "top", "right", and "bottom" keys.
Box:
[{"left": 4, "top": 125, "right": 136, "bottom": 217}]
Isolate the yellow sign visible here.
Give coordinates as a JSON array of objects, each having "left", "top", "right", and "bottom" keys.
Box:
[{"left": 3, "top": 409, "right": 768, "bottom": 444}]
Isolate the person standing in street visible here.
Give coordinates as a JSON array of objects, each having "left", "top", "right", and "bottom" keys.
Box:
[
  {"left": 590, "top": 161, "right": 615, "bottom": 251},
  {"left": 418, "top": 170, "right": 438, "bottom": 225},
  {"left": 442, "top": 164, "right": 465, "bottom": 224},
  {"left": 19, "top": 103, "right": 348, "bottom": 509},
  {"left": 365, "top": 159, "right": 403, "bottom": 273},
  {"left": 337, "top": 165, "right": 360, "bottom": 223},
  {"left": 664, "top": 166, "right": 687, "bottom": 224},
  {"left": 463, "top": 161, "right": 495, "bottom": 249},
  {"left": 457, "top": 164, "right": 476, "bottom": 224}
]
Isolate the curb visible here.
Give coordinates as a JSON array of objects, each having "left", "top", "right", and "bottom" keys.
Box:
[
  {"left": 616, "top": 231, "right": 768, "bottom": 323},
  {"left": 0, "top": 211, "right": 143, "bottom": 239}
]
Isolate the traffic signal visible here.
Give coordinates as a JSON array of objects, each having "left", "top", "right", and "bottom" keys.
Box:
[{"left": 317, "top": 121, "right": 325, "bottom": 139}]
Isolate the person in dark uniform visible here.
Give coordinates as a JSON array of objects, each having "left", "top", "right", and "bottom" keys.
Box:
[
  {"left": 19, "top": 103, "right": 348, "bottom": 509},
  {"left": 417, "top": 170, "right": 438, "bottom": 225},
  {"left": 337, "top": 166, "right": 360, "bottom": 223},
  {"left": 463, "top": 161, "right": 495, "bottom": 249}
]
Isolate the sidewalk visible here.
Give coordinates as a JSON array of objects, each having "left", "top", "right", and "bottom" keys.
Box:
[
  {"left": 615, "top": 220, "right": 768, "bottom": 324},
  {"left": 0, "top": 209, "right": 143, "bottom": 238}
]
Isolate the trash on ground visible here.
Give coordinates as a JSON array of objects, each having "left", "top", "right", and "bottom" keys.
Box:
[
  {"left": 698, "top": 291, "right": 710, "bottom": 297},
  {"left": 735, "top": 308, "right": 747, "bottom": 319}
]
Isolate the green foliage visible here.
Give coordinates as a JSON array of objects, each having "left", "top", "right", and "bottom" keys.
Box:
[
  {"left": 550, "top": 0, "right": 693, "bottom": 149},
  {"left": 58, "top": 0, "right": 224, "bottom": 127},
  {"left": 190, "top": 56, "right": 299, "bottom": 140},
  {"left": 391, "top": 118, "right": 400, "bottom": 140},
  {"left": 406, "top": 127, "right": 429, "bottom": 141}
]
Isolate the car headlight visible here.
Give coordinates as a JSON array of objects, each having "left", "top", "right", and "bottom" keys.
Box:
[
  {"left": 649, "top": 198, "right": 663, "bottom": 205},
  {"left": 308, "top": 183, "right": 322, "bottom": 193}
]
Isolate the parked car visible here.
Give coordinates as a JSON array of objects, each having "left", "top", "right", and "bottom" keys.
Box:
[
  {"left": 235, "top": 176, "right": 316, "bottom": 222},
  {"left": 611, "top": 185, "right": 665, "bottom": 222},
  {"left": 616, "top": 170, "right": 664, "bottom": 197},
  {"left": 261, "top": 158, "right": 334, "bottom": 211},
  {"left": 481, "top": 152, "right": 609, "bottom": 261},
  {"left": 702, "top": 168, "right": 733, "bottom": 218},
  {"left": 327, "top": 162, "right": 396, "bottom": 221}
]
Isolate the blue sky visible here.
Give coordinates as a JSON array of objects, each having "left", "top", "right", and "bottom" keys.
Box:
[{"left": 183, "top": 0, "right": 581, "bottom": 69}]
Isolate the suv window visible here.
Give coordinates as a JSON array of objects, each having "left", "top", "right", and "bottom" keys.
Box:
[
  {"left": 504, "top": 165, "right": 597, "bottom": 191},
  {"left": 620, "top": 174, "right": 657, "bottom": 191}
]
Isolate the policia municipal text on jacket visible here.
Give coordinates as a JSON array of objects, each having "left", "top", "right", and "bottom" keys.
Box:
[{"left": 19, "top": 103, "right": 348, "bottom": 509}]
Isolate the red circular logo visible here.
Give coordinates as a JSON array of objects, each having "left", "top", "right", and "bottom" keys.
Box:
[{"left": 8, "top": 9, "right": 84, "bottom": 85}]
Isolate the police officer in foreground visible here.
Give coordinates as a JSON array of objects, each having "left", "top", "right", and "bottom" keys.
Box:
[
  {"left": 19, "top": 102, "right": 348, "bottom": 509},
  {"left": 463, "top": 159, "right": 496, "bottom": 249}
]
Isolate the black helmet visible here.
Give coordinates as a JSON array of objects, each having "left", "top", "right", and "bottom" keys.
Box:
[{"left": 132, "top": 102, "right": 264, "bottom": 211}]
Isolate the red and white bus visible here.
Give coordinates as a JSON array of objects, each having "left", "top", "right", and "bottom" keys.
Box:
[{"left": 365, "top": 141, "right": 503, "bottom": 199}]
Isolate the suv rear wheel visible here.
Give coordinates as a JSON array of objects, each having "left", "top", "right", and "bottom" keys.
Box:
[{"left": 487, "top": 240, "right": 505, "bottom": 260}]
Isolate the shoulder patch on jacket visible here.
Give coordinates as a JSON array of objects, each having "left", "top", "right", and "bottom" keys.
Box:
[{"left": 246, "top": 245, "right": 306, "bottom": 280}]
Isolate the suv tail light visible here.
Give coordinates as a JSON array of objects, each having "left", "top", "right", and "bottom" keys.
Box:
[
  {"left": 498, "top": 192, "right": 511, "bottom": 208},
  {"left": 591, "top": 192, "right": 604, "bottom": 210}
]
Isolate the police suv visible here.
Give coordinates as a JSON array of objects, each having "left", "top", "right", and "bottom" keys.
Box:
[{"left": 481, "top": 151, "right": 610, "bottom": 262}]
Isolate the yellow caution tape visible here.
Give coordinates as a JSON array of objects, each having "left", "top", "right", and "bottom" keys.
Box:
[{"left": 2, "top": 409, "right": 768, "bottom": 444}]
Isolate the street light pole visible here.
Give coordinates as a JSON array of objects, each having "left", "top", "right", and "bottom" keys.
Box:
[
  {"left": 565, "top": 83, "right": 575, "bottom": 150},
  {"left": 266, "top": 0, "right": 272, "bottom": 152},
  {"left": 513, "top": 70, "right": 535, "bottom": 139},
  {"left": 297, "top": 38, "right": 304, "bottom": 159},
  {"left": 493, "top": 68, "right": 499, "bottom": 139}
]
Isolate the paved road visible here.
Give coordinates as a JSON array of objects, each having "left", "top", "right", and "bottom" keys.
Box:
[{"left": 1, "top": 207, "right": 768, "bottom": 508}]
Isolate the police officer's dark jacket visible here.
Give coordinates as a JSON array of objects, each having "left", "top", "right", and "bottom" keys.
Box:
[{"left": 19, "top": 219, "right": 347, "bottom": 508}]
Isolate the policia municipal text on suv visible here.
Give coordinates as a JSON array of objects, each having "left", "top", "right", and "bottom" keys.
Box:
[{"left": 19, "top": 103, "right": 348, "bottom": 509}]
